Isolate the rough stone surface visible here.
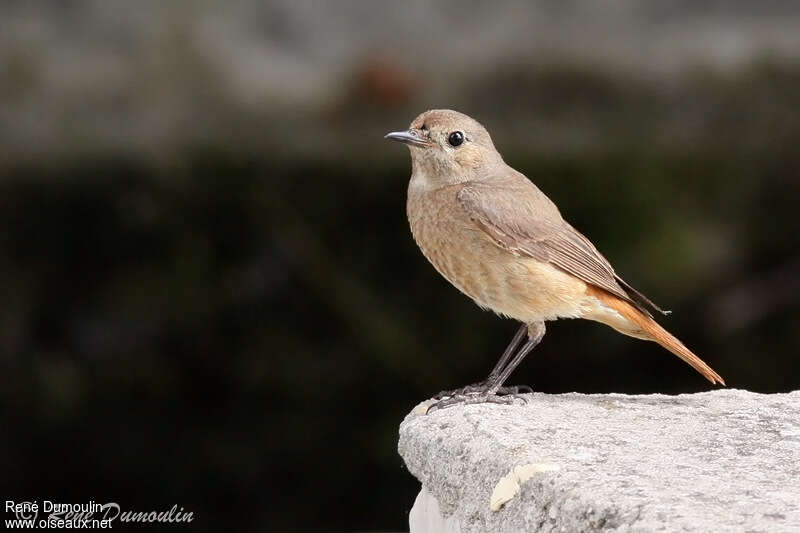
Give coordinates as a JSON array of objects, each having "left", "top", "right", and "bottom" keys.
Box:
[{"left": 399, "top": 389, "right": 800, "bottom": 532}]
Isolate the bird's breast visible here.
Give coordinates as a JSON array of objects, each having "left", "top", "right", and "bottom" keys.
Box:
[{"left": 406, "top": 182, "right": 587, "bottom": 322}]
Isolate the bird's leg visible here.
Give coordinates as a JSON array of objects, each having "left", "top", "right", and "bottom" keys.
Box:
[
  {"left": 432, "top": 324, "right": 528, "bottom": 400},
  {"left": 487, "top": 322, "right": 545, "bottom": 393},
  {"left": 486, "top": 323, "right": 530, "bottom": 388},
  {"left": 428, "top": 323, "right": 545, "bottom": 412}
]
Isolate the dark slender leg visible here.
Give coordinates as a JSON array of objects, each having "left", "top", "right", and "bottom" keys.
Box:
[
  {"left": 487, "top": 323, "right": 528, "bottom": 383},
  {"left": 488, "top": 322, "right": 545, "bottom": 393},
  {"left": 428, "top": 322, "right": 546, "bottom": 412},
  {"left": 432, "top": 323, "right": 528, "bottom": 400}
]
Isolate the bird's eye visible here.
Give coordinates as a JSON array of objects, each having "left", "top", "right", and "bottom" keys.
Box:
[{"left": 448, "top": 131, "right": 464, "bottom": 147}]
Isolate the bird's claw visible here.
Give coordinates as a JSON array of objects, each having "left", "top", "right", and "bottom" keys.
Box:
[
  {"left": 426, "top": 387, "right": 530, "bottom": 413},
  {"left": 500, "top": 384, "right": 533, "bottom": 395},
  {"left": 432, "top": 382, "right": 532, "bottom": 400}
]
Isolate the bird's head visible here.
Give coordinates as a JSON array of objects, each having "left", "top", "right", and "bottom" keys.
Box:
[{"left": 385, "top": 109, "right": 502, "bottom": 186}]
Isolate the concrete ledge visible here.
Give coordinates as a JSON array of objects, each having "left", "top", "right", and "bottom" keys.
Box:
[{"left": 399, "top": 390, "right": 800, "bottom": 532}]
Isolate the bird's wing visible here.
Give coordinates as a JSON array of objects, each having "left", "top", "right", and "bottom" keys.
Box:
[{"left": 457, "top": 179, "right": 667, "bottom": 317}]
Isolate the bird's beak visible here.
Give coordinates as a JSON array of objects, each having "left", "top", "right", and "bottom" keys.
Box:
[{"left": 384, "top": 129, "right": 431, "bottom": 147}]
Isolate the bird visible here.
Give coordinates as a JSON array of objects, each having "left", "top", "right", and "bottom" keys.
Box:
[{"left": 385, "top": 109, "right": 724, "bottom": 410}]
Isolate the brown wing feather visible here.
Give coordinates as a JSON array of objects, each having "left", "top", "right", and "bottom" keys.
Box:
[{"left": 457, "top": 177, "right": 663, "bottom": 317}]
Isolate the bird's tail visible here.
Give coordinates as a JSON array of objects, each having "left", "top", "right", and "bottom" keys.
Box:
[{"left": 587, "top": 287, "right": 725, "bottom": 385}]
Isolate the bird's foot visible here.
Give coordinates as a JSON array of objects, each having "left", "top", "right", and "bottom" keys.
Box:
[
  {"left": 426, "top": 392, "right": 526, "bottom": 412},
  {"left": 432, "top": 382, "right": 532, "bottom": 400},
  {"left": 431, "top": 382, "right": 484, "bottom": 399},
  {"left": 496, "top": 384, "right": 533, "bottom": 395},
  {"left": 427, "top": 384, "right": 532, "bottom": 413}
]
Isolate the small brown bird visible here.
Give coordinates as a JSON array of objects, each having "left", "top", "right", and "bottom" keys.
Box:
[{"left": 386, "top": 109, "right": 724, "bottom": 409}]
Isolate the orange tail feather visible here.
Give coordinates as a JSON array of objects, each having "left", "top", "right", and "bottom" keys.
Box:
[{"left": 588, "top": 287, "right": 725, "bottom": 385}]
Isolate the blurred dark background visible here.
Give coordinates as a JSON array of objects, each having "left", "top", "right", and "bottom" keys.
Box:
[{"left": 1, "top": 1, "right": 799, "bottom": 531}]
